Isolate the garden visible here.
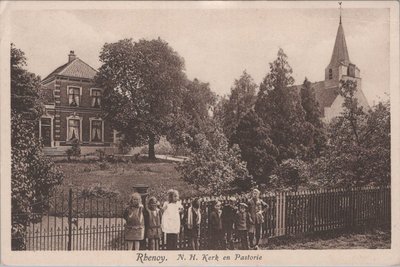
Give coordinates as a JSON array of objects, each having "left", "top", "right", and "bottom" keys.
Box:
[{"left": 57, "top": 158, "right": 200, "bottom": 201}]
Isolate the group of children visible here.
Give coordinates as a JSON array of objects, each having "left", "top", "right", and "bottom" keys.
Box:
[
  {"left": 123, "top": 188, "right": 268, "bottom": 250},
  {"left": 208, "top": 189, "right": 269, "bottom": 250}
]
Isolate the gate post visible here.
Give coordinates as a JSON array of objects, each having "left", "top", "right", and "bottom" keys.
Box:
[{"left": 67, "top": 188, "right": 73, "bottom": 251}]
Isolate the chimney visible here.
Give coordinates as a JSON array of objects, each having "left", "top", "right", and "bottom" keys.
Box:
[{"left": 68, "top": 50, "right": 76, "bottom": 62}]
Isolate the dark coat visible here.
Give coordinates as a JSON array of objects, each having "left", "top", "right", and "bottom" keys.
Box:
[
  {"left": 221, "top": 205, "right": 236, "bottom": 229},
  {"left": 209, "top": 209, "right": 223, "bottom": 234},
  {"left": 235, "top": 210, "right": 251, "bottom": 231}
]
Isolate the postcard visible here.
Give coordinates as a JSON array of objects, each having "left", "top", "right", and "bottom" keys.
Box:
[{"left": 0, "top": 1, "right": 399, "bottom": 266}]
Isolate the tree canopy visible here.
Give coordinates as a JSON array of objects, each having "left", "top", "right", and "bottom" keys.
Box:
[
  {"left": 254, "top": 48, "right": 316, "bottom": 162},
  {"left": 231, "top": 110, "right": 278, "bottom": 185},
  {"left": 96, "top": 38, "right": 187, "bottom": 159},
  {"left": 168, "top": 78, "right": 217, "bottom": 152},
  {"left": 215, "top": 70, "right": 257, "bottom": 143},
  {"left": 177, "top": 124, "right": 254, "bottom": 194},
  {"left": 299, "top": 78, "right": 327, "bottom": 158},
  {"left": 311, "top": 80, "right": 390, "bottom": 188}
]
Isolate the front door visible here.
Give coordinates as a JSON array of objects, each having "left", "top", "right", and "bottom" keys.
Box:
[{"left": 41, "top": 118, "right": 52, "bottom": 147}]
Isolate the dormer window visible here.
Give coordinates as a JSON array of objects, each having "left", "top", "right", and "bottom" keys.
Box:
[
  {"left": 68, "top": 87, "right": 81, "bottom": 107},
  {"left": 91, "top": 89, "right": 102, "bottom": 108},
  {"left": 329, "top": 69, "right": 333, "bottom": 80}
]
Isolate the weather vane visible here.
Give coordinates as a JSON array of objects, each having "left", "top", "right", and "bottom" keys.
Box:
[{"left": 339, "top": 2, "right": 342, "bottom": 24}]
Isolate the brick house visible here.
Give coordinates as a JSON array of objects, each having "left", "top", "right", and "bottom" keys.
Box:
[{"left": 40, "top": 51, "right": 116, "bottom": 155}]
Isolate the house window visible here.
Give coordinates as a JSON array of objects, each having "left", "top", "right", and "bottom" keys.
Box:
[
  {"left": 91, "top": 120, "right": 103, "bottom": 142},
  {"left": 68, "top": 119, "right": 80, "bottom": 141},
  {"left": 329, "top": 69, "right": 333, "bottom": 80},
  {"left": 91, "top": 89, "right": 102, "bottom": 108},
  {"left": 68, "top": 87, "right": 80, "bottom": 106}
]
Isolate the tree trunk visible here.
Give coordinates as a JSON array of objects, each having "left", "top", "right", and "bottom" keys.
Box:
[{"left": 148, "top": 134, "right": 156, "bottom": 160}]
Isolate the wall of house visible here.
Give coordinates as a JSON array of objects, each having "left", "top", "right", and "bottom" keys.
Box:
[{"left": 51, "top": 77, "right": 113, "bottom": 147}]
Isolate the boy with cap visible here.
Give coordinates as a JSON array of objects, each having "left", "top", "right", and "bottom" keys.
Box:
[{"left": 235, "top": 202, "right": 250, "bottom": 250}]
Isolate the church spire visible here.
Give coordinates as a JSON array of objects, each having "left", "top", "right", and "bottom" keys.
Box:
[{"left": 328, "top": 3, "right": 350, "bottom": 67}]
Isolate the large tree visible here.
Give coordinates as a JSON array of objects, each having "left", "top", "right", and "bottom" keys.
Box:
[
  {"left": 11, "top": 44, "right": 63, "bottom": 250},
  {"left": 168, "top": 78, "right": 217, "bottom": 152},
  {"left": 254, "top": 49, "right": 313, "bottom": 162},
  {"left": 96, "top": 38, "right": 186, "bottom": 159},
  {"left": 214, "top": 70, "right": 257, "bottom": 142},
  {"left": 231, "top": 110, "right": 278, "bottom": 185},
  {"left": 299, "top": 78, "right": 327, "bottom": 158},
  {"left": 311, "top": 80, "right": 390, "bottom": 187}
]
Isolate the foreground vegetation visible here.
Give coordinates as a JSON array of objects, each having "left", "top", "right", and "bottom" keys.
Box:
[
  {"left": 262, "top": 228, "right": 390, "bottom": 249},
  {"left": 57, "top": 160, "right": 200, "bottom": 201}
]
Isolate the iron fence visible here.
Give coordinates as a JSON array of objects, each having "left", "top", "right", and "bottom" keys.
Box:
[{"left": 13, "top": 185, "right": 391, "bottom": 250}]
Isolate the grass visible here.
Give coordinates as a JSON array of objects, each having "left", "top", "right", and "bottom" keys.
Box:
[
  {"left": 261, "top": 228, "right": 391, "bottom": 249},
  {"left": 57, "top": 159, "right": 200, "bottom": 202}
]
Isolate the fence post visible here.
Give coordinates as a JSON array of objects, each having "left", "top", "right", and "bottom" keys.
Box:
[{"left": 67, "top": 188, "right": 73, "bottom": 251}]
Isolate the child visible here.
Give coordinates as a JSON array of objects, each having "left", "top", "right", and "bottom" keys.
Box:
[
  {"left": 235, "top": 202, "right": 249, "bottom": 250},
  {"left": 254, "top": 202, "right": 265, "bottom": 249},
  {"left": 247, "top": 189, "right": 268, "bottom": 249},
  {"left": 161, "top": 189, "right": 183, "bottom": 250},
  {"left": 209, "top": 201, "right": 223, "bottom": 250},
  {"left": 221, "top": 196, "right": 237, "bottom": 250},
  {"left": 187, "top": 198, "right": 201, "bottom": 250},
  {"left": 124, "top": 192, "right": 144, "bottom": 250},
  {"left": 145, "top": 196, "right": 162, "bottom": 250}
]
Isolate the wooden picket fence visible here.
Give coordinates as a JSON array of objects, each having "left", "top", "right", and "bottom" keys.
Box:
[{"left": 15, "top": 185, "right": 390, "bottom": 250}]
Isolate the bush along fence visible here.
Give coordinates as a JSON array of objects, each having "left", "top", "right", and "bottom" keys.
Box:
[{"left": 12, "top": 186, "right": 391, "bottom": 251}]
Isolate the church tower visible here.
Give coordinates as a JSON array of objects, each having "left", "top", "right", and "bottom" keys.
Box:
[{"left": 324, "top": 5, "right": 361, "bottom": 87}]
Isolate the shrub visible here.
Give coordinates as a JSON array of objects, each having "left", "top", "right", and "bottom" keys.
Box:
[
  {"left": 270, "top": 159, "right": 310, "bottom": 191},
  {"left": 98, "top": 161, "right": 111, "bottom": 170},
  {"left": 66, "top": 138, "right": 81, "bottom": 161},
  {"left": 96, "top": 148, "right": 106, "bottom": 161},
  {"left": 83, "top": 166, "right": 93, "bottom": 172},
  {"left": 140, "top": 136, "right": 174, "bottom": 155},
  {"left": 177, "top": 127, "right": 254, "bottom": 195},
  {"left": 12, "top": 113, "right": 63, "bottom": 250},
  {"left": 79, "top": 183, "right": 120, "bottom": 199},
  {"left": 11, "top": 45, "right": 63, "bottom": 250}
]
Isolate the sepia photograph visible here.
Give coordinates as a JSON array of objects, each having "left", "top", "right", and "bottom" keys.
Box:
[{"left": 0, "top": 1, "right": 399, "bottom": 266}]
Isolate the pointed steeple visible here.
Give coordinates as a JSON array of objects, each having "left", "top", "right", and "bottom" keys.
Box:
[{"left": 328, "top": 5, "right": 350, "bottom": 67}]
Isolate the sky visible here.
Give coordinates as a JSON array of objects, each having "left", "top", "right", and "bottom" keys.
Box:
[{"left": 9, "top": 4, "right": 390, "bottom": 104}]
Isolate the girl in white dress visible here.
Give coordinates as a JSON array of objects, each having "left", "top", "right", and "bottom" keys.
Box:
[{"left": 161, "top": 189, "right": 183, "bottom": 250}]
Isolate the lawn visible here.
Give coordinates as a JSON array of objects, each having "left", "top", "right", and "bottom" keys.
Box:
[
  {"left": 261, "top": 228, "right": 390, "bottom": 249},
  {"left": 57, "top": 159, "right": 200, "bottom": 202}
]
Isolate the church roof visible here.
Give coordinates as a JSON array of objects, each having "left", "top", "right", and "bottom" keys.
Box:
[
  {"left": 291, "top": 81, "right": 339, "bottom": 116},
  {"left": 328, "top": 22, "right": 350, "bottom": 67},
  {"left": 42, "top": 57, "right": 97, "bottom": 83},
  {"left": 314, "top": 85, "right": 339, "bottom": 116}
]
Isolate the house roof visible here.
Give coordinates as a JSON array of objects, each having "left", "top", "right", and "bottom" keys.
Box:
[
  {"left": 40, "top": 87, "right": 55, "bottom": 105},
  {"left": 328, "top": 22, "right": 350, "bottom": 67},
  {"left": 42, "top": 58, "right": 97, "bottom": 83}
]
